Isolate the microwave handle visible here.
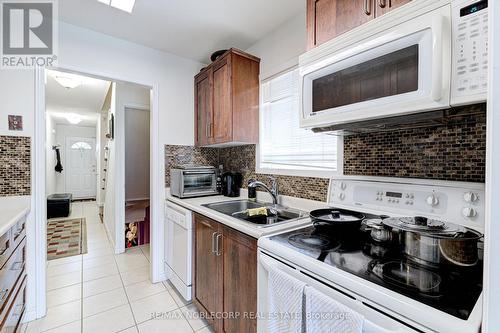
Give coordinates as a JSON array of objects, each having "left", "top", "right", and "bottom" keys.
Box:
[{"left": 430, "top": 14, "right": 446, "bottom": 102}]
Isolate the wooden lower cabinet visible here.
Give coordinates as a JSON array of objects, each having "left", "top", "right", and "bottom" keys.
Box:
[{"left": 193, "top": 213, "right": 257, "bottom": 333}]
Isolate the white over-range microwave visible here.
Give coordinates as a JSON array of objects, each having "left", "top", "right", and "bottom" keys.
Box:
[{"left": 299, "top": 0, "right": 488, "bottom": 130}]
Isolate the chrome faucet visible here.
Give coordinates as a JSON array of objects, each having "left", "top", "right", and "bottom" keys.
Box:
[{"left": 248, "top": 176, "right": 279, "bottom": 205}]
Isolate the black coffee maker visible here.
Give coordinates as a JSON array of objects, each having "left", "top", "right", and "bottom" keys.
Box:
[{"left": 221, "top": 172, "right": 243, "bottom": 197}]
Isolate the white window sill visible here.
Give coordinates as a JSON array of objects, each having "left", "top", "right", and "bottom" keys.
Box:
[{"left": 255, "top": 167, "right": 341, "bottom": 179}]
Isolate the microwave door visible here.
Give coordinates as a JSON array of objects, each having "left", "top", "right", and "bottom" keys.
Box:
[{"left": 299, "top": 4, "right": 451, "bottom": 129}]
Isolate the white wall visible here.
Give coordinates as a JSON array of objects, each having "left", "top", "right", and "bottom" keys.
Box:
[
  {"left": 103, "top": 84, "right": 117, "bottom": 249},
  {"left": 0, "top": 71, "right": 35, "bottom": 136},
  {"left": 246, "top": 11, "right": 306, "bottom": 79},
  {"left": 53, "top": 124, "right": 96, "bottom": 194},
  {"left": 125, "top": 108, "right": 150, "bottom": 201}
]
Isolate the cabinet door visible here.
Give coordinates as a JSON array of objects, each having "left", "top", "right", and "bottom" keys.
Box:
[
  {"left": 212, "top": 56, "right": 233, "bottom": 144},
  {"left": 375, "top": 0, "right": 411, "bottom": 16},
  {"left": 195, "top": 69, "right": 213, "bottom": 146},
  {"left": 193, "top": 214, "right": 222, "bottom": 327},
  {"left": 307, "top": 0, "right": 374, "bottom": 49},
  {"left": 221, "top": 226, "right": 257, "bottom": 333}
]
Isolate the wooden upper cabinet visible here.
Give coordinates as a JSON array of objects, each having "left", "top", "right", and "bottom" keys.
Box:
[
  {"left": 307, "top": 0, "right": 412, "bottom": 50},
  {"left": 375, "top": 0, "right": 412, "bottom": 16},
  {"left": 194, "top": 49, "right": 260, "bottom": 147},
  {"left": 307, "top": 0, "right": 374, "bottom": 50},
  {"left": 213, "top": 56, "right": 233, "bottom": 144},
  {"left": 195, "top": 68, "right": 213, "bottom": 146}
]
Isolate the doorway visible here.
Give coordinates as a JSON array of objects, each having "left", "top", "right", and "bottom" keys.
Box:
[{"left": 33, "top": 67, "right": 162, "bottom": 326}]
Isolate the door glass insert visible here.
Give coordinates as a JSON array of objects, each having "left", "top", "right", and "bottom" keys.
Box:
[
  {"left": 70, "top": 141, "right": 92, "bottom": 150},
  {"left": 312, "top": 44, "right": 419, "bottom": 112}
]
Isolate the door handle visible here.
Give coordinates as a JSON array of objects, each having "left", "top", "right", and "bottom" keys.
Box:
[
  {"left": 215, "top": 233, "right": 223, "bottom": 256},
  {"left": 364, "top": 0, "right": 372, "bottom": 15},
  {"left": 378, "top": 0, "right": 386, "bottom": 8}
]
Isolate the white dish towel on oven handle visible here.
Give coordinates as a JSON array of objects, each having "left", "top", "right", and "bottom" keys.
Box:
[
  {"left": 268, "top": 265, "right": 306, "bottom": 333},
  {"left": 305, "top": 286, "right": 364, "bottom": 333}
]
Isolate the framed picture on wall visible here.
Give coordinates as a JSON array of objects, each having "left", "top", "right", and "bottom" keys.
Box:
[{"left": 107, "top": 113, "right": 114, "bottom": 140}]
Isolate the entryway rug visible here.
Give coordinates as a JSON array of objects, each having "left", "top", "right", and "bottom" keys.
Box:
[{"left": 47, "top": 218, "right": 88, "bottom": 260}]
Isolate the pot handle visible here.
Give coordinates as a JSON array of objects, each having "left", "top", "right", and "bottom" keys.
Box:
[{"left": 330, "top": 210, "right": 341, "bottom": 219}]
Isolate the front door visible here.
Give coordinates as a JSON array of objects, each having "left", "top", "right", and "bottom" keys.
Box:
[{"left": 65, "top": 137, "right": 97, "bottom": 199}]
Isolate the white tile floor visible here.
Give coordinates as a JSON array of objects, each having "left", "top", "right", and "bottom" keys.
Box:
[{"left": 25, "top": 201, "right": 211, "bottom": 333}]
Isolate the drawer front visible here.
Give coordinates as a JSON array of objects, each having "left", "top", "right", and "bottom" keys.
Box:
[
  {"left": 0, "top": 239, "right": 26, "bottom": 313},
  {"left": 0, "top": 276, "right": 26, "bottom": 333},
  {"left": 0, "top": 232, "right": 11, "bottom": 270},
  {"left": 10, "top": 218, "right": 25, "bottom": 251}
]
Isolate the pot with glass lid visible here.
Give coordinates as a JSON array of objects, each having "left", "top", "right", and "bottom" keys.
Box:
[{"left": 382, "top": 216, "right": 483, "bottom": 267}]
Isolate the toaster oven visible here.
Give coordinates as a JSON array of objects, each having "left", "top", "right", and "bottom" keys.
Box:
[{"left": 170, "top": 165, "right": 219, "bottom": 198}]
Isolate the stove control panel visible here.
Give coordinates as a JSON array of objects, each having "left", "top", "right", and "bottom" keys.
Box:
[{"left": 329, "top": 178, "right": 485, "bottom": 231}]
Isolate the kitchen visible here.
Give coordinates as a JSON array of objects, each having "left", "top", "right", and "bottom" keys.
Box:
[{"left": 0, "top": 0, "right": 499, "bottom": 333}]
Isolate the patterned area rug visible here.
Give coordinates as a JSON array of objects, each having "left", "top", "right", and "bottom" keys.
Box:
[{"left": 47, "top": 218, "right": 88, "bottom": 260}]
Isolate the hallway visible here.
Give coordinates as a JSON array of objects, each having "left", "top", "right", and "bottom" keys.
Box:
[{"left": 25, "top": 202, "right": 210, "bottom": 333}]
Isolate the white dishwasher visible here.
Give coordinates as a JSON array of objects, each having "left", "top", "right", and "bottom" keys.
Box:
[{"left": 164, "top": 201, "right": 193, "bottom": 301}]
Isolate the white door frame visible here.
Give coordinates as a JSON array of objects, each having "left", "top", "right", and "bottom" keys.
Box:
[
  {"left": 483, "top": 1, "right": 500, "bottom": 332},
  {"left": 65, "top": 136, "right": 97, "bottom": 199},
  {"left": 33, "top": 66, "right": 163, "bottom": 320}
]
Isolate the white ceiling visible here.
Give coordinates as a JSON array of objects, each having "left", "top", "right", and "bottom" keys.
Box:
[
  {"left": 46, "top": 70, "right": 110, "bottom": 126},
  {"left": 58, "top": 0, "right": 305, "bottom": 63}
]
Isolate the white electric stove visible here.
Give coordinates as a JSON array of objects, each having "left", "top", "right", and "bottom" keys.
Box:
[{"left": 258, "top": 176, "right": 485, "bottom": 333}]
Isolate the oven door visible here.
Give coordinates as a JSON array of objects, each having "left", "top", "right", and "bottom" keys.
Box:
[
  {"left": 299, "top": 4, "right": 451, "bottom": 129},
  {"left": 257, "top": 250, "right": 426, "bottom": 333},
  {"left": 181, "top": 170, "right": 218, "bottom": 197}
]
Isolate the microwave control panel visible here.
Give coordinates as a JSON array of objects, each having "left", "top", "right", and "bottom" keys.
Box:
[{"left": 450, "top": 0, "right": 488, "bottom": 106}]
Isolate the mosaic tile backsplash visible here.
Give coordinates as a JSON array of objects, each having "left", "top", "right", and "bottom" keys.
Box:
[
  {"left": 165, "top": 104, "right": 486, "bottom": 202},
  {"left": 343, "top": 106, "right": 487, "bottom": 182},
  {"left": 0, "top": 136, "right": 31, "bottom": 196}
]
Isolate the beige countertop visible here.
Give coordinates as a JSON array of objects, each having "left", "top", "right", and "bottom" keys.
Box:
[
  {"left": 0, "top": 196, "right": 30, "bottom": 236},
  {"left": 165, "top": 188, "right": 328, "bottom": 238}
]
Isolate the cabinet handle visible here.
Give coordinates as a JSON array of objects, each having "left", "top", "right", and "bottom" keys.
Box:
[
  {"left": 364, "top": 0, "right": 372, "bottom": 15},
  {"left": 0, "top": 241, "right": 9, "bottom": 256},
  {"left": 215, "top": 233, "right": 222, "bottom": 256},
  {"left": 0, "top": 289, "right": 8, "bottom": 302},
  {"left": 378, "top": 0, "right": 387, "bottom": 8},
  {"left": 211, "top": 232, "right": 218, "bottom": 254}
]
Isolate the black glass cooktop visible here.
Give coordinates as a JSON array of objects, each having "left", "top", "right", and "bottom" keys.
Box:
[{"left": 270, "top": 224, "right": 483, "bottom": 320}]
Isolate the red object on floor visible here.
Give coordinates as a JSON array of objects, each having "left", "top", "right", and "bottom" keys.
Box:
[{"left": 138, "top": 206, "right": 150, "bottom": 245}]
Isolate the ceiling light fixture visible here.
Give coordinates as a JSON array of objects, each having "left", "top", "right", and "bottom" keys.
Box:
[
  {"left": 54, "top": 75, "right": 82, "bottom": 89},
  {"left": 65, "top": 113, "right": 83, "bottom": 125},
  {"left": 97, "top": 0, "right": 135, "bottom": 13}
]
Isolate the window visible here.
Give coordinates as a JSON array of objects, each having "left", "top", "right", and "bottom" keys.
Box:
[
  {"left": 258, "top": 68, "right": 342, "bottom": 177},
  {"left": 70, "top": 141, "right": 92, "bottom": 150}
]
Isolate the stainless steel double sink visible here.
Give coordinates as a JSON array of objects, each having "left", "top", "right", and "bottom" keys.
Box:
[{"left": 202, "top": 199, "right": 308, "bottom": 228}]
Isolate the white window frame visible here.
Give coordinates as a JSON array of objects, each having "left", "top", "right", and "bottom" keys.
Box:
[{"left": 256, "top": 67, "right": 344, "bottom": 179}]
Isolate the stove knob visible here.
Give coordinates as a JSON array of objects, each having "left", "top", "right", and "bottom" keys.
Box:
[
  {"left": 462, "top": 207, "right": 477, "bottom": 218},
  {"left": 338, "top": 193, "right": 346, "bottom": 200},
  {"left": 426, "top": 194, "right": 439, "bottom": 207},
  {"left": 339, "top": 182, "right": 347, "bottom": 190},
  {"left": 463, "top": 192, "right": 478, "bottom": 203}
]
